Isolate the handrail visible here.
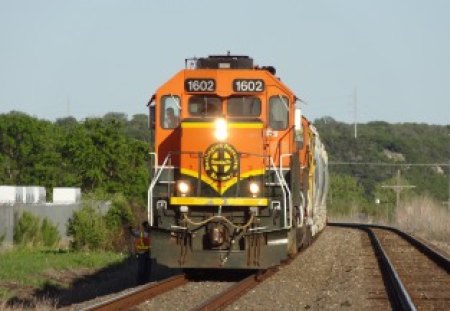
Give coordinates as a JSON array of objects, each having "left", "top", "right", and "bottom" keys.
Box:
[
  {"left": 148, "top": 154, "right": 172, "bottom": 226},
  {"left": 269, "top": 157, "right": 291, "bottom": 229},
  {"left": 279, "top": 153, "right": 293, "bottom": 228},
  {"left": 148, "top": 152, "right": 291, "bottom": 229},
  {"left": 148, "top": 152, "right": 157, "bottom": 174}
]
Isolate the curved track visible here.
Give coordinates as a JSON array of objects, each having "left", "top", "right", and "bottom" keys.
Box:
[{"left": 329, "top": 223, "right": 450, "bottom": 310}]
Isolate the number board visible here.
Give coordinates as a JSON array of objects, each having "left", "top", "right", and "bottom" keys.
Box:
[
  {"left": 233, "top": 79, "right": 265, "bottom": 93},
  {"left": 185, "top": 79, "right": 216, "bottom": 93}
]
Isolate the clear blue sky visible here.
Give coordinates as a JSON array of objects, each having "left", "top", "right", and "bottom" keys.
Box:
[{"left": 1, "top": 0, "right": 449, "bottom": 124}]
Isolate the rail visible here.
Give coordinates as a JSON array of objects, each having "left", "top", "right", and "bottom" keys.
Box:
[
  {"left": 80, "top": 274, "right": 188, "bottom": 311},
  {"left": 189, "top": 270, "right": 276, "bottom": 311}
]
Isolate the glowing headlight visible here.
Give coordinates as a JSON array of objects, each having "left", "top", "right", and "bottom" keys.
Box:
[
  {"left": 177, "top": 181, "right": 190, "bottom": 195},
  {"left": 249, "top": 182, "right": 260, "bottom": 196},
  {"left": 214, "top": 118, "right": 228, "bottom": 141}
]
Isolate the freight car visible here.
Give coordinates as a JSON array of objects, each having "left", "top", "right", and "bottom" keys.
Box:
[{"left": 147, "top": 54, "right": 328, "bottom": 269}]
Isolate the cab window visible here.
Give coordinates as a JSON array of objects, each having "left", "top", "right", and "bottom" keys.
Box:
[
  {"left": 188, "top": 95, "right": 222, "bottom": 116},
  {"left": 227, "top": 96, "right": 261, "bottom": 116},
  {"left": 161, "top": 95, "right": 180, "bottom": 129},
  {"left": 269, "top": 95, "right": 289, "bottom": 130}
]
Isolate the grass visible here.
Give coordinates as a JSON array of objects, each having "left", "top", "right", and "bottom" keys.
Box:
[
  {"left": 328, "top": 195, "right": 450, "bottom": 253},
  {"left": 0, "top": 248, "right": 126, "bottom": 300},
  {"left": 394, "top": 196, "right": 450, "bottom": 250}
]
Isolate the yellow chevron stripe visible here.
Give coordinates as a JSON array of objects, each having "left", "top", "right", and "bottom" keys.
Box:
[{"left": 180, "top": 168, "right": 265, "bottom": 195}]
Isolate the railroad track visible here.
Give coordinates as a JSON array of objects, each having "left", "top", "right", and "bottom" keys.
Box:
[
  {"left": 79, "top": 224, "right": 448, "bottom": 310},
  {"left": 78, "top": 249, "right": 299, "bottom": 310},
  {"left": 189, "top": 268, "right": 277, "bottom": 311},
  {"left": 329, "top": 222, "right": 450, "bottom": 310},
  {"left": 79, "top": 269, "right": 277, "bottom": 311}
]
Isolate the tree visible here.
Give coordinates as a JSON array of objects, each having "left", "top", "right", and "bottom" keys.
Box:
[
  {"left": 328, "top": 173, "right": 367, "bottom": 216},
  {"left": 126, "top": 114, "right": 150, "bottom": 142},
  {"left": 0, "top": 112, "right": 63, "bottom": 189}
]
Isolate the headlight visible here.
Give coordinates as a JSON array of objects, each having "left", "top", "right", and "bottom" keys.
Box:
[
  {"left": 177, "top": 181, "right": 190, "bottom": 196},
  {"left": 249, "top": 182, "right": 260, "bottom": 196},
  {"left": 214, "top": 118, "right": 228, "bottom": 141}
]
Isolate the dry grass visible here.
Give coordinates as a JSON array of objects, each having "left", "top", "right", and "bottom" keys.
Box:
[
  {"left": 328, "top": 195, "right": 450, "bottom": 254},
  {"left": 0, "top": 299, "right": 56, "bottom": 311},
  {"left": 394, "top": 196, "right": 450, "bottom": 253}
]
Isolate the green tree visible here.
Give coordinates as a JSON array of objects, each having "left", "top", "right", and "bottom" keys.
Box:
[
  {"left": 0, "top": 112, "right": 63, "bottom": 190},
  {"left": 328, "top": 173, "right": 367, "bottom": 216},
  {"left": 126, "top": 114, "right": 150, "bottom": 142},
  {"left": 60, "top": 118, "right": 149, "bottom": 198}
]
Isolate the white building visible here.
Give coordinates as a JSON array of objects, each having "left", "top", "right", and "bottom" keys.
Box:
[{"left": 52, "top": 187, "right": 81, "bottom": 204}]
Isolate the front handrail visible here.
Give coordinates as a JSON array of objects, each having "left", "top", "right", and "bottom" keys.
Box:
[
  {"left": 270, "top": 156, "right": 292, "bottom": 229},
  {"left": 280, "top": 153, "right": 293, "bottom": 228},
  {"left": 148, "top": 151, "right": 203, "bottom": 225},
  {"left": 148, "top": 152, "right": 292, "bottom": 229},
  {"left": 148, "top": 153, "right": 172, "bottom": 225}
]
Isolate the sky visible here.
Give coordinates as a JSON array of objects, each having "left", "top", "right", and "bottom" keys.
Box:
[{"left": 1, "top": 0, "right": 449, "bottom": 125}]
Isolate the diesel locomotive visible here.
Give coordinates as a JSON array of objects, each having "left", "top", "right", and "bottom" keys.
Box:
[{"left": 147, "top": 54, "right": 328, "bottom": 269}]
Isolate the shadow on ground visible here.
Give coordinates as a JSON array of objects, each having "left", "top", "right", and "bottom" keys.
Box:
[{"left": 6, "top": 256, "right": 181, "bottom": 308}]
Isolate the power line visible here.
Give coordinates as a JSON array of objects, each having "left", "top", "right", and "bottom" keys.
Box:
[{"left": 329, "top": 162, "right": 450, "bottom": 167}]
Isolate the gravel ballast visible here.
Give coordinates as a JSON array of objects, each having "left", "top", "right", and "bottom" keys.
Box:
[{"left": 226, "top": 226, "right": 390, "bottom": 310}]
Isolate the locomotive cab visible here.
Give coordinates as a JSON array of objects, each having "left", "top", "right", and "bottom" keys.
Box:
[{"left": 147, "top": 55, "right": 328, "bottom": 269}]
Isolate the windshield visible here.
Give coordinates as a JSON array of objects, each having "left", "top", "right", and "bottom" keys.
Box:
[
  {"left": 227, "top": 96, "right": 261, "bottom": 116},
  {"left": 188, "top": 95, "right": 222, "bottom": 117}
]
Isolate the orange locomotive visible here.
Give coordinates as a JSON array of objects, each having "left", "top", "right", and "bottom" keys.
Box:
[{"left": 147, "top": 54, "right": 328, "bottom": 269}]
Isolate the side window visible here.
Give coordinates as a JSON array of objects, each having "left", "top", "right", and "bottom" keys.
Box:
[
  {"left": 149, "top": 103, "right": 155, "bottom": 129},
  {"left": 269, "top": 95, "right": 289, "bottom": 130},
  {"left": 161, "top": 95, "right": 180, "bottom": 129}
]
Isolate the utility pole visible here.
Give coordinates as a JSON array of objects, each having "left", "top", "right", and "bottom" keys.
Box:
[
  {"left": 353, "top": 87, "right": 357, "bottom": 139},
  {"left": 448, "top": 134, "right": 450, "bottom": 210},
  {"left": 67, "top": 97, "right": 71, "bottom": 117},
  {"left": 381, "top": 170, "right": 415, "bottom": 209},
  {"left": 448, "top": 161, "right": 450, "bottom": 210}
]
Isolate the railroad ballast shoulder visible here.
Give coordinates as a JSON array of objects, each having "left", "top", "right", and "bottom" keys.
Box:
[{"left": 147, "top": 54, "right": 328, "bottom": 269}]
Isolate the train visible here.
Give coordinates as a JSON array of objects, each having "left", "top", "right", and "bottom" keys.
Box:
[{"left": 147, "top": 54, "right": 328, "bottom": 269}]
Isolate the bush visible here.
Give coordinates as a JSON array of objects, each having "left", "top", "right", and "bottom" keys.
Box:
[
  {"left": 67, "top": 205, "right": 109, "bottom": 251},
  {"left": 13, "top": 212, "right": 61, "bottom": 247},
  {"left": 105, "top": 194, "right": 133, "bottom": 229},
  {"left": 41, "top": 218, "right": 61, "bottom": 247},
  {"left": 14, "top": 212, "right": 41, "bottom": 246},
  {"left": 103, "top": 195, "right": 135, "bottom": 252}
]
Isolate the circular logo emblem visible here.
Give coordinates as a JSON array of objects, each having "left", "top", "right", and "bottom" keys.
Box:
[{"left": 204, "top": 143, "right": 238, "bottom": 181}]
